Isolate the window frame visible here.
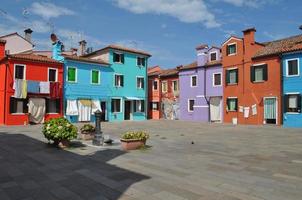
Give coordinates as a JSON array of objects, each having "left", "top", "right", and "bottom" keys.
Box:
[
  {"left": 48, "top": 67, "right": 58, "bottom": 82},
  {"left": 227, "top": 43, "right": 237, "bottom": 56},
  {"left": 188, "top": 99, "right": 195, "bottom": 112},
  {"left": 136, "top": 76, "right": 144, "bottom": 89},
  {"left": 114, "top": 74, "right": 124, "bottom": 87},
  {"left": 251, "top": 63, "right": 268, "bottom": 83},
  {"left": 150, "top": 102, "right": 159, "bottom": 110},
  {"left": 67, "top": 66, "right": 77, "bottom": 83},
  {"left": 210, "top": 51, "right": 217, "bottom": 61},
  {"left": 227, "top": 97, "right": 238, "bottom": 112},
  {"left": 285, "top": 93, "right": 301, "bottom": 114},
  {"left": 134, "top": 100, "right": 145, "bottom": 113},
  {"left": 213, "top": 72, "right": 222, "bottom": 87},
  {"left": 137, "top": 56, "right": 146, "bottom": 67},
  {"left": 161, "top": 81, "right": 168, "bottom": 93},
  {"left": 14, "top": 64, "right": 26, "bottom": 80},
  {"left": 286, "top": 58, "right": 300, "bottom": 77},
  {"left": 113, "top": 52, "right": 124, "bottom": 64},
  {"left": 9, "top": 97, "right": 28, "bottom": 114},
  {"left": 172, "top": 80, "right": 179, "bottom": 92},
  {"left": 226, "top": 68, "right": 238, "bottom": 85},
  {"left": 190, "top": 75, "right": 197, "bottom": 87},
  {"left": 111, "top": 98, "right": 122, "bottom": 113},
  {"left": 46, "top": 98, "right": 60, "bottom": 114},
  {"left": 91, "top": 69, "right": 101, "bottom": 85},
  {"left": 153, "top": 80, "right": 158, "bottom": 91}
]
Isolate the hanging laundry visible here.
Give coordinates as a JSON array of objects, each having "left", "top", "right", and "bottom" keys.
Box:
[
  {"left": 28, "top": 98, "right": 46, "bottom": 124},
  {"left": 22, "top": 80, "right": 27, "bottom": 99},
  {"left": 244, "top": 107, "right": 250, "bottom": 118},
  {"left": 252, "top": 104, "right": 257, "bottom": 115},
  {"left": 78, "top": 100, "right": 91, "bottom": 122},
  {"left": 27, "top": 80, "right": 40, "bottom": 93},
  {"left": 50, "top": 82, "right": 60, "bottom": 99},
  {"left": 13, "top": 79, "right": 23, "bottom": 98},
  {"left": 39, "top": 82, "right": 50, "bottom": 94},
  {"left": 91, "top": 100, "right": 102, "bottom": 114},
  {"left": 239, "top": 106, "right": 244, "bottom": 113},
  {"left": 66, "top": 100, "right": 78, "bottom": 116},
  {"left": 79, "top": 99, "right": 92, "bottom": 107}
]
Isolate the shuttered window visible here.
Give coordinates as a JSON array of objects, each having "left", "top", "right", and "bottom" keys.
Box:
[
  {"left": 251, "top": 64, "right": 267, "bottom": 82},
  {"left": 115, "top": 74, "right": 124, "bottom": 87},
  {"left": 15, "top": 65, "right": 25, "bottom": 79},
  {"left": 111, "top": 99, "right": 121, "bottom": 113},
  {"left": 46, "top": 98, "right": 60, "bottom": 113},
  {"left": 67, "top": 67, "right": 76, "bottom": 82},
  {"left": 227, "top": 98, "right": 238, "bottom": 111},
  {"left": 287, "top": 59, "right": 299, "bottom": 76},
  {"left": 227, "top": 44, "right": 236, "bottom": 55},
  {"left": 153, "top": 80, "right": 158, "bottom": 90},
  {"left": 188, "top": 99, "right": 194, "bottom": 112},
  {"left": 134, "top": 100, "right": 145, "bottom": 112},
  {"left": 150, "top": 102, "right": 159, "bottom": 110},
  {"left": 285, "top": 94, "right": 301, "bottom": 113},
  {"left": 137, "top": 57, "right": 146, "bottom": 67},
  {"left": 48, "top": 68, "right": 57, "bottom": 82},
  {"left": 137, "top": 77, "right": 144, "bottom": 89},
  {"left": 226, "top": 69, "right": 238, "bottom": 85},
  {"left": 10, "top": 97, "right": 28, "bottom": 114},
  {"left": 113, "top": 53, "right": 124, "bottom": 64},
  {"left": 91, "top": 70, "right": 100, "bottom": 84}
]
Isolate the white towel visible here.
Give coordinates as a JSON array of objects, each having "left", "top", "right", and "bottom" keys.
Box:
[
  {"left": 39, "top": 82, "right": 50, "bottom": 94},
  {"left": 252, "top": 104, "right": 257, "bottom": 115},
  {"left": 28, "top": 98, "right": 46, "bottom": 124},
  {"left": 244, "top": 107, "right": 250, "bottom": 118},
  {"left": 91, "top": 100, "right": 102, "bottom": 115},
  {"left": 78, "top": 100, "right": 91, "bottom": 122},
  {"left": 13, "top": 79, "right": 23, "bottom": 98},
  {"left": 66, "top": 100, "right": 79, "bottom": 116}
]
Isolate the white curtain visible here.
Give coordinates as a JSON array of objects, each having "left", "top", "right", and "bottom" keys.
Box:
[
  {"left": 28, "top": 98, "right": 46, "bottom": 124},
  {"left": 91, "top": 100, "right": 102, "bottom": 114},
  {"left": 210, "top": 97, "right": 221, "bottom": 121},
  {"left": 66, "top": 100, "right": 78, "bottom": 116},
  {"left": 78, "top": 100, "right": 91, "bottom": 122}
]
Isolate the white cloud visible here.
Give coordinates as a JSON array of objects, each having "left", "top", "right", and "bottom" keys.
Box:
[
  {"left": 220, "top": 0, "right": 279, "bottom": 8},
  {"left": 112, "top": 0, "right": 220, "bottom": 28},
  {"left": 29, "top": 2, "right": 75, "bottom": 19},
  {"left": 263, "top": 31, "right": 286, "bottom": 40}
]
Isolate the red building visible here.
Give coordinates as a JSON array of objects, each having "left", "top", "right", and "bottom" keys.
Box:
[
  {"left": 0, "top": 40, "right": 64, "bottom": 125},
  {"left": 148, "top": 66, "right": 180, "bottom": 120}
]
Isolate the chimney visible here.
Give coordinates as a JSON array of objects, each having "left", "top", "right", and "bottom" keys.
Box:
[
  {"left": 24, "top": 28, "right": 33, "bottom": 43},
  {"left": 242, "top": 27, "right": 256, "bottom": 45},
  {"left": 196, "top": 44, "right": 208, "bottom": 66},
  {"left": 79, "top": 40, "right": 87, "bottom": 56},
  {"left": 0, "top": 39, "right": 6, "bottom": 60}
]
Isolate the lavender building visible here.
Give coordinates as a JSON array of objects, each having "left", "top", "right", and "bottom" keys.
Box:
[{"left": 179, "top": 45, "right": 223, "bottom": 122}]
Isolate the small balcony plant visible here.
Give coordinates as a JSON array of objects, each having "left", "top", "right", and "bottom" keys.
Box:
[
  {"left": 120, "top": 131, "right": 149, "bottom": 150},
  {"left": 80, "top": 124, "right": 96, "bottom": 140},
  {"left": 42, "top": 118, "right": 77, "bottom": 148}
]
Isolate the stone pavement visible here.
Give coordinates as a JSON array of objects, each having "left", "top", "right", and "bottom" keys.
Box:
[{"left": 1, "top": 120, "right": 302, "bottom": 199}]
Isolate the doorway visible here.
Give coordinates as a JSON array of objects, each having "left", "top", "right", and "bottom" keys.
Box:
[
  {"left": 124, "top": 100, "right": 132, "bottom": 120},
  {"left": 264, "top": 97, "right": 277, "bottom": 124},
  {"left": 210, "top": 97, "right": 222, "bottom": 122},
  {"left": 100, "top": 101, "right": 106, "bottom": 121}
]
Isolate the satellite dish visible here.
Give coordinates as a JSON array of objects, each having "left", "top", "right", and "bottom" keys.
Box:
[{"left": 299, "top": 25, "right": 302, "bottom": 30}]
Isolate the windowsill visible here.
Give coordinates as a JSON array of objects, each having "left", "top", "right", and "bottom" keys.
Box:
[
  {"left": 137, "top": 65, "right": 145, "bottom": 67},
  {"left": 190, "top": 85, "right": 197, "bottom": 88},
  {"left": 137, "top": 88, "right": 144, "bottom": 90},
  {"left": 114, "top": 62, "right": 124, "bottom": 64},
  {"left": 115, "top": 86, "right": 123, "bottom": 88},
  {"left": 188, "top": 111, "right": 194, "bottom": 113},
  {"left": 67, "top": 81, "right": 77, "bottom": 84},
  {"left": 227, "top": 110, "right": 237, "bottom": 112},
  {"left": 112, "top": 112, "right": 122, "bottom": 114},
  {"left": 11, "top": 113, "right": 27, "bottom": 115},
  {"left": 213, "top": 85, "right": 222, "bottom": 87},
  {"left": 286, "top": 112, "right": 301, "bottom": 115},
  {"left": 286, "top": 75, "right": 300, "bottom": 77},
  {"left": 252, "top": 80, "right": 265, "bottom": 83},
  {"left": 46, "top": 113, "right": 59, "bottom": 115},
  {"left": 227, "top": 83, "right": 238, "bottom": 86},
  {"left": 91, "top": 83, "right": 101, "bottom": 85},
  {"left": 227, "top": 53, "right": 237, "bottom": 56}
]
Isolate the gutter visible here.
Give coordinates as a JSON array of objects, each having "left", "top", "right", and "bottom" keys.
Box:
[{"left": 3, "top": 63, "right": 8, "bottom": 125}]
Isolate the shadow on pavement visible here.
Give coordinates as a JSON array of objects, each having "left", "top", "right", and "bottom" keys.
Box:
[{"left": 0, "top": 132, "right": 149, "bottom": 200}]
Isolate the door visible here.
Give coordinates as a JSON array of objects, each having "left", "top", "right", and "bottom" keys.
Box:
[
  {"left": 210, "top": 97, "right": 222, "bottom": 122},
  {"left": 264, "top": 97, "right": 277, "bottom": 124},
  {"left": 101, "top": 101, "right": 106, "bottom": 121},
  {"left": 124, "top": 101, "right": 131, "bottom": 120}
]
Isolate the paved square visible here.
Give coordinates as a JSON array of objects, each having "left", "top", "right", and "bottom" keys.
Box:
[{"left": 1, "top": 121, "right": 302, "bottom": 200}]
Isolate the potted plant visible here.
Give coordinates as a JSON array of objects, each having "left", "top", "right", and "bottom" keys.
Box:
[
  {"left": 42, "top": 118, "right": 78, "bottom": 148},
  {"left": 80, "top": 124, "right": 96, "bottom": 140},
  {"left": 120, "top": 131, "right": 150, "bottom": 150}
]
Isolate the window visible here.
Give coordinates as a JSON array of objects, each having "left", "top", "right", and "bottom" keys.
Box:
[
  {"left": 213, "top": 73, "right": 222, "bottom": 86},
  {"left": 226, "top": 68, "right": 238, "bottom": 85},
  {"left": 251, "top": 64, "right": 267, "bottom": 82},
  {"left": 227, "top": 43, "right": 236, "bottom": 55},
  {"left": 210, "top": 52, "right": 217, "bottom": 61},
  {"left": 137, "top": 77, "right": 144, "bottom": 89},
  {"left": 115, "top": 74, "right": 124, "bottom": 87},
  {"left": 153, "top": 80, "right": 158, "bottom": 90},
  {"left": 113, "top": 52, "right": 124, "bottom": 64},
  {"left": 285, "top": 94, "right": 301, "bottom": 113},
  {"left": 172, "top": 80, "right": 179, "bottom": 92},
  {"left": 188, "top": 99, "right": 194, "bottom": 112},
  {"left": 9, "top": 97, "right": 28, "bottom": 114},
  {"left": 46, "top": 98, "right": 60, "bottom": 113},
  {"left": 162, "top": 81, "right": 168, "bottom": 93},
  {"left": 134, "top": 100, "right": 145, "bottom": 112},
  {"left": 137, "top": 57, "right": 146, "bottom": 67},
  {"left": 286, "top": 59, "right": 299, "bottom": 76},
  {"left": 227, "top": 98, "right": 238, "bottom": 111},
  {"left": 150, "top": 102, "right": 159, "bottom": 110},
  {"left": 91, "top": 70, "right": 100, "bottom": 84},
  {"left": 67, "top": 67, "right": 77, "bottom": 82},
  {"left": 48, "top": 68, "right": 57, "bottom": 82},
  {"left": 191, "top": 76, "right": 197, "bottom": 87},
  {"left": 111, "top": 99, "right": 121, "bottom": 113},
  {"left": 14, "top": 64, "right": 25, "bottom": 79}
]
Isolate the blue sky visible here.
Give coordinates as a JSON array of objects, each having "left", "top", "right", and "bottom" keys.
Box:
[{"left": 0, "top": 0, "right": 301, "bottom": 68}]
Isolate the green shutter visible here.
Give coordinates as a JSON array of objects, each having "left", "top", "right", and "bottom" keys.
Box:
[
  {"left": 250, "top": 65, "right": 255, "bottom": 82},
  {"left": 92, "top": 71, "right": 99, "bottom": 84},
  {"left": 235, "top": 69, "right": 238, "bottom": 83},
  {"left": 121, "top": 54, "right": 125, "bottom": 64},
  {"left": 121, "top": 75, "right": 124, "bottom": 86},
  {"left": 68, "top": 68, "right": 76, "bottom": 82},
  {"left": 263, "top": 64, "right": 268, "bottom": 81},
  {"left": 226, "top": 70, "right": 230, "bottom": 84}
]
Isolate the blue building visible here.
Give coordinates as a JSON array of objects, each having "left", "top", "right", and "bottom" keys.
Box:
[
  {"left": 282, "top": 52, "right": 302, "bottom": 127},
  {"left": 84, "top": 45, "right": 151, "bottom": 121}
]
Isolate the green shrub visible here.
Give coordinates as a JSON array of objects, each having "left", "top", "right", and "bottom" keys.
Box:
[
  {"left": 42, "top": 118, "right": 77, "bottom": 143},
  {"left": 80, "top": 124, "right": 95, "bottom": 134},
  {"left": 121, "top": 131, "right": 150, "bottom": 141}
]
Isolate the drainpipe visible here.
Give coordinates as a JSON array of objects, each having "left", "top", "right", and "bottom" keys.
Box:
[
  {"left": 204, "top": 66, "right": 211, "bottom": 122},
  {"left": 279, "top": 54, "right": 283, "bottom": 125},
  {"left": 3, "top": 63, "right": 8, "bottom": 125}
]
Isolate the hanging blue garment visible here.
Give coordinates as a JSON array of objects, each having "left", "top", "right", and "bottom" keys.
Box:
[
  {"left": 52, "top": 40, "right": 64, "bottom": 62},
  {"left": 27, "top": 80, "right": 40, "bottom": 93}
]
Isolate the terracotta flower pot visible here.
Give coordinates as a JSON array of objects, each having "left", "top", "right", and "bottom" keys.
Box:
[
  {"left": 80, "top": 131, "right": 95, "bottom": 140},
  {"left": 120, "top": 139, "right": 146, "bottom": 150}
]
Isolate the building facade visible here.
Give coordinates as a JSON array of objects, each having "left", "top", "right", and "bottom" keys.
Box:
[
  {"left": 85, "top": 45, "right": 151, "bottom": 121},
  {"left": 0, "top": 40, "right": 64, "bottom": 125},
  {"left": 179, "top": 45, "right": 223, "bottom": 122},
  {"left": 148, "top": 66, "right": 162, "bottom": 120}
]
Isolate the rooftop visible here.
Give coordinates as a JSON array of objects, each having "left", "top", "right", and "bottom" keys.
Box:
[
  {"left": 6, "top": 54, "right": 61, "bottom": 64},
  {"left": 63, "top": 55, "right": 109, "bottom": 65}
]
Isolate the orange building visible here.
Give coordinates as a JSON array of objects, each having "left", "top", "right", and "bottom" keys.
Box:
[
  {"left": 0, "top": 40, "right": 64, "bottom": 125},
  {"left": 148, "top": 66, "right": 180, "bottom": 120},
  {"left": 222, "top": 28, "right": 282, "bottom": 125}
]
